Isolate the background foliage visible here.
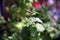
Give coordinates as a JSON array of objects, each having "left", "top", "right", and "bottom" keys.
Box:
[{"left": 0, "top": 0, "right": 60, "bottom": 40}]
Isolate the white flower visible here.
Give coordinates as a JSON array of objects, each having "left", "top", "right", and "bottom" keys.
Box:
[
  {"left": 36, "top": 17, "right": 43, "bottom": 23},
  {"left": 6, "top": 7, "right": 9, "bottom": 11},
  {"left": 29, "top": 17, "right": 36, "bottom": 23},
  {"left": 14, "top": 22, "right": 23, "bottom": 30},
  {"left": 36, "top": 23, "right": 45, "bottom": 32},
  {"left": 0, "top": 15, "right": 6, "bottom": 23},
  {"left": 50, "top": 33, "right": 55, "bottom": 38},
  {"left": 11, "top": 4, "right": 16, "bottom": 7},
  {"left": 8, "top": 36, "right": 13, "bottom": 39},
  {"left": 29, "top": 0, "right": 33, "bottom": 2},
  {"left": 29, "top": 17, "right": 43, "bottom": 23}
]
